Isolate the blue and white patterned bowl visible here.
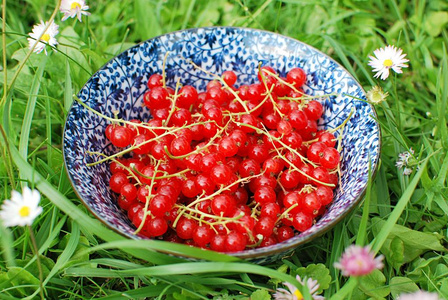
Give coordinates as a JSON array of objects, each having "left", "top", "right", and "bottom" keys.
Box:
[{"left": 63, "top": 27, "right": 380, "bottom": 263}]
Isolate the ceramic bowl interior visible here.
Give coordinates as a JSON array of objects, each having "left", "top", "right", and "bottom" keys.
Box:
[{"left": 63, "top": 27, "right": 380, "bottom": 263}]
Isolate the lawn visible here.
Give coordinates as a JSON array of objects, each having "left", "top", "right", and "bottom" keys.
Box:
[{"left": 0, "top": 0, "right": 447, "bottom": 299}]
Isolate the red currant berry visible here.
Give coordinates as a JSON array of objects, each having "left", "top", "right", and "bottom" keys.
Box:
[
  {"left": 254, "top": 186, "right": 276, "bottom": 204},
  {"left": 299, "top": 191, "right": 321, "bottom": 216},
  {"left": 210, "top": 234, "right": 226, "bottom": 252},
  {"left": 320, "top": 147, "right": 340, "bottom": 169},
  {"left": 222, "top": 70, "right": 237, "bottom": 86},
  {"left": 317, "top": 131, "right": 337, "bottom": 147},
  {"left": 110, "top": 172, "right": 129, "bottom": 193},
  {"left": 254, "top": 216, "right": 275, "bottom": 238},
  {"left": 211, "top": 194, "right": 236, "bottom": 217},
  {"left": 286, "top": 67, "right": 307, "bottom": 88},
  {"left": 147, "top": 73, "right": 163, "bottom": 89},
  {"left": 193, "top": 225, "right": 213, "bottom": 247},
  {"left": 147, "top": 216, "right": 168, "bottom": 237},
  {"left": 170, "top": 136, "right": 191, "bottom": 156},
  {"left": 177, "top": 85, "right": 198, "bottom": 108},
  {"left": 307, "top": 142, "right": 327, "bottom": 163},
  {"left": 279, "top": 170, "right": 300, "bottom": 189},
  {"left": 149, "top": 194, "right": 172, "bottom": 217},
  {"left": 110, "top": 126, "right": 133, "bottom": 148},
  {"left": 225, "top": 231, "right": 246, "bottom": 252},
  {"left": 146, "top": 86, "right": 171, "bottom": 109},
  {"left": 218, "top": 136, "right": 239, "bottom": 157},
  {"left": 120, "top": 183, "right": 137, "bottom": 201},
  {"left": 292, "top": 211, "right": 313, "bottom": 232},
  {"left": 176, "top": 217, "right": 197, "bottom": 240},
  {"left": 276, "top": 225, "right": 294, "bottom": 242},
  {"left": 315, "top": 185, "right": 334, "bottom": 206},
  {"left": 305, "top": 100, "right": 324, "bottom": 120}
]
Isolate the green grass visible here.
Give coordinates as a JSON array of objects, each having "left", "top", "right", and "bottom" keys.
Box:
[{"left": 1, "top": 0, "right": 448, "bottom": 299}]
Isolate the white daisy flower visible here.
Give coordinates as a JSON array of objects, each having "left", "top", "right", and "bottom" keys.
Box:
[
  {"left": 366, "top": 86, "right": 389, "bottom": 105},
  {"left": 60, "top": 0, "right": 91, "bottom": 22},
  {"left": 368, "top": 45, "right": 409, "bottom": 80},
  {"left": 0, "top": 187, "right": 43, "bottom": 227},
  {"left": 27, "top": 20, "right": 59, "bottom": 55},
  {"left": 273, "top": 275, "right": 325, "bottom": 300}
]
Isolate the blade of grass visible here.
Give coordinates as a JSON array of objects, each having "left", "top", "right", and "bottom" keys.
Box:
[
  {"left": 64, "top": 58, "right": 73, "bottom": 113},
  {"left": 64, "top": 261, "right": 305, "bottom": 292},
  {"left": 18, "top": 55, "right": 47, "bottom": 161},
  {"left": 355, "top": 161, "right": 373, "bottom": 246},
  {"left": 371, "top": 158, "right": 428, "bottom": 253},
  {"left": 77, "top": 239, "right": 238, "bottom": 263},
  {"left": 44, "top": 89, "right": 52, "bottom": 170},
  {"left": 436, "top": 44, "right": 447, "bottom": 147},
  {"left": 375, "top": 164, "right": 391, "bottom": 217},
  {"left": 0, "top": 221, "right": 16, "bottom": 267},
  {"left": 181, "top": 0, "right": 196, "bottom": 30}
]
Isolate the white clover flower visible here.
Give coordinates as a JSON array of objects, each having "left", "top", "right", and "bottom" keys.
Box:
[
  {"left": 368, "top": 45, "right": 409, "bottom": 80},
  {"left": 366, "top": 86, "right": 388, "bottom": 105},
  {"left": 60, "top": 0, "right": 91, "bottom": 22},
  {"left": 27, "top": 20, "right": 59, "bottom": 55},
  {"left": 398, "top": 290, "right": 440, "bottom": 300},
  {"left": 273, "top": 275, "right": 325, "bottom": 300},
  {"left": 0, "top": 187, "right": 43, "bottom": 227},
  {"left": 396, "top": 148, "right": 416, "bottom": 176}
]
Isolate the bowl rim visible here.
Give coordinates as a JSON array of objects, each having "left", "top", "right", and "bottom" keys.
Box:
[{"left": 63, "top": 26, "right": 382, "bottom": 260}]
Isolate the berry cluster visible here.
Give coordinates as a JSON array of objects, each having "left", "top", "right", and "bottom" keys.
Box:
[{"left": 104, "top": 65, "right": 341, "bottom": 252}]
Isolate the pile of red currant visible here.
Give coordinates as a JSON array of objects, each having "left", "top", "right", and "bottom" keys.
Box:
[{"left": 104, "top": 65, "right": 341, "bottom": 252}]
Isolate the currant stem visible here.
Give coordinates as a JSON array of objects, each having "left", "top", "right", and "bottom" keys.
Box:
[
  {"left": 163, "top": 77, "right": 182, "bottom": 126},
  {"left": 133, "top": 161, "right": 161, "bottom": 235},
  {"left": 275, "top": 203, "right": 299, "bottom": 225},
  {"left": 188, "top": 59, "right": 250, "bottom": 113},
  {"left": 87, "top": 121, "right": 215, "bottom": 166},
  {"left": 161, "top": 51, "right": 170, "bottom": 88}
]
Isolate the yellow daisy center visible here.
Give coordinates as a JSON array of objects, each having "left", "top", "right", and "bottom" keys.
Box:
[
  {"left": 294, "top": 289, "right": 304, "bottom": 300},
  {"left": 383, "top": 59, "right": 393, "bottom": 67},
  {"left": 41, "top": 33, "right": 50, "bottom": 42},
  {"left": 71, "top": 2, "right": 82, "bottom": 9},
  {"left": 19, "top": 206, "right": 31, "bottom": 217},
  {"left": 371, "top": 91, "right": 383, "bottom": 102}
]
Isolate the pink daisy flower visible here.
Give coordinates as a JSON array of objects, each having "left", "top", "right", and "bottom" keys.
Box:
[{"left": 334, "top": 245, "right": 384, "bottom": 277}]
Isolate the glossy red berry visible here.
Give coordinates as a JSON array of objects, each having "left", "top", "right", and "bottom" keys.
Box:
[
  {"left": 110, "top": 172, "right": 129, "bottom": 193},
  {"left": 320, "top": 147, "right": 340, "bottom": 169},
  {"left": 222, "top": 70, "right": 237, "bottom": 86},
  {"left": 147, "top": 73, "right": 163, "bottom": 89},
  {"left": 286, "top": 67, "right": 307, "bottom": 88},
  {"left": 110, "top": 126, "right": 132, "bottom": 148}
]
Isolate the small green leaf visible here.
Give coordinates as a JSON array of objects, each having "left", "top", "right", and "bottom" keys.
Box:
[
  {"left": 15, "top": 255, "right": 54, "bottom": 279},
  {"left": 371, "top": 217, "right": 446, "bottom": 263},
  {"left": 7, "top": 266, "right": 40, "bottom": 297},
  {"left": 389, "top": 237, "right": 404, "bottom": 269},
  {"left": 250, "top": 289, "right": 272, "bottom": 300},
  {"left": 389, "top": 277, "right": 419, "bottom": 299},
  {"left": 358, "top": 269, "right": 390, "bottom": 298},
  {"left": 424, "top": 11, "right": 448, "bottom": 37},
  {"left": 295, "top": 263, "right": 331, "bottom": 292}
]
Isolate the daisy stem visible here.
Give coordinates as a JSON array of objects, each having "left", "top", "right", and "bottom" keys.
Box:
[{"left": 28, "top": 225, "right": 45, "bottom": 300}]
